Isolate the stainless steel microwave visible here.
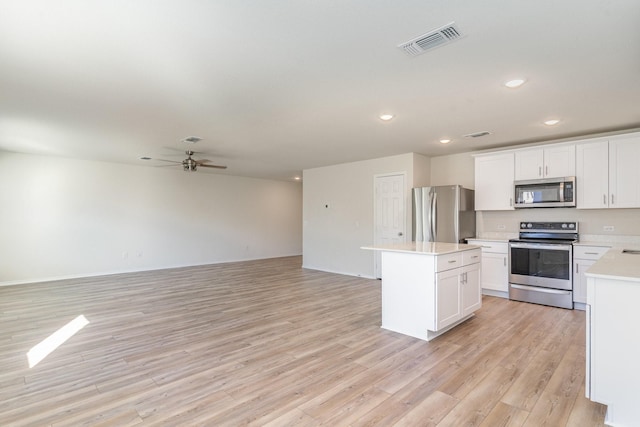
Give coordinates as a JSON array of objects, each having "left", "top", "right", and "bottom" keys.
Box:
[{"left": 514, "top": 176, "right": 576, "bottom": 208}]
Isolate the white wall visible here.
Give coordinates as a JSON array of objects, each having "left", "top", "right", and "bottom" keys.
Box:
[
  {"left": 302, "top": 153, "right": 421, "bottom": 278},
  {"left": 413, "top": 153, "right": 431, "bottom": 187},
  {"left": 476, "top": 208, "right": 640, "bottom": 238},
  {"left": 0, "top": 152, "right": 302, "bottom": 285},
  {"left": 430, "top": 152, "right": 475, "bottom": 189}
]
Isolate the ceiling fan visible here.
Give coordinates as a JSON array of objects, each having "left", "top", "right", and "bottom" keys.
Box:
[{"left": 141, "top": 150, "right": 227, "bottom": 172}]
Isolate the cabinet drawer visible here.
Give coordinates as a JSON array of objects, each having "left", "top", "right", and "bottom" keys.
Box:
[
  {"left": 478, "top": 241, "right": 508, "bottom": 254},
  {"left": 574, "top": 245, "right": 610, "bottom": 260},
  {"left": 436, "top": 252, "right": 463, "bottom": 272},
  {"left": 463, "top": 249, "right": 481, "bottom": 266}
]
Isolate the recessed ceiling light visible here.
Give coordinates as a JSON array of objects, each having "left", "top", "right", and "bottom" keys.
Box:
[
  {"left": 504, "top": 78, "right": 526, "bottom": 88},
  {"left": 379, "top": 114, "right": 394, "bottom": 121},
  {"left": 439, "top": 139, "right": 451, "bottom": 144},
  {"left": 544, "top": 119, "right": 560, "bottom": 126}
]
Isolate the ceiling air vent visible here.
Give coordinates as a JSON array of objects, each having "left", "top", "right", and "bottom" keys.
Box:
[
  {"left": 182, "top": 136, "right": 202, "bottom": 144},
  {"left": 398, "top": 22, "right": 464, "bottom": 57},
  {"left": 464, "top": 131, "right": 492, "bottom": 138}
]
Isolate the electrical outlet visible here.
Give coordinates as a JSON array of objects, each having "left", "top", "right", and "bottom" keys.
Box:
[{"left": 603, "top": 225, "right": 615, "bottom": 232}]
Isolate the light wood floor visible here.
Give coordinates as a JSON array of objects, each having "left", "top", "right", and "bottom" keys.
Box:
[{"left": 0, "top": 256, "right": 606, "bottom": 426}]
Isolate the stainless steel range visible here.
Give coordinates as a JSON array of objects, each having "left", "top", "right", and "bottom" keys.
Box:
[{"left": 509, "top": 222, "right": 578, "bottom": 309}]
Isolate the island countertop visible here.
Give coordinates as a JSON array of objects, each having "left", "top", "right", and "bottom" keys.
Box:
[
  {"left": 585, "top": 247, "right": 640, "bottom": 282},
  {"left": 361, "top": 241, "right": 481, "bottom": 256}
]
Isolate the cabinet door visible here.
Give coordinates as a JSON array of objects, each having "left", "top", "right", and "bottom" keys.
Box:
[
  {"left": 576, "top": 140, "right": 609, "bottom": 209},
  {"left": 609, "top": 136, "right": 640, "bottom": 208},
  {"left": 514, "top": 149, "right": 543, "bottom": 180},
  {"left": 573, "top": 259, "right": 595, "bottom": 304},
  {"left": 474, "top": 153, "right": 515, "bottom": 211},
  {"left": 461, "top": 264, "right": 482, "bottom": 316},
  {"left": 481, "top": 252, "right": 508, "bottom": 292},
  {"left": 435, "top": 269, "right": 461, "bottom": 330},
  {"left": 543, "top": 144, "right": 575, "bottom": 178}
]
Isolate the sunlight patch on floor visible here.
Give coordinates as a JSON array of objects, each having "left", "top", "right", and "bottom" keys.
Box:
[{"left": 27, "top": 315, "right": 89, "bottom": 368}]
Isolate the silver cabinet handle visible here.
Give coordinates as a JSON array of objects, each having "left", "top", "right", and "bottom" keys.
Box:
[
  {"left": 611, "top": 194, "right": 614, "bottom": 205},
  {"left": 603, "top": 194, "right": 607, "bottom": 205},
  {"left": 576, "top": 264, "right": 579, "bottom": 273},
  {"left": 510, "top": 197, "right": 513, "bottom": 207},
  {"left": 585, "top": 252, "right": 599, "bottom": 255},
  {"left": 538, "top": 166, "right": 542, "bottom": 177},
  {"left": 545, "top": 165, "right": 548, "bottom": 176},
  {"left": 503, "top": 257, "right": 506, "bottom": 267},
  {"left": 448, "top": 260, "right": 457, "bottom": 264},
  {"left": 398, "top": 232, "right": 403, "bottom": 236}
]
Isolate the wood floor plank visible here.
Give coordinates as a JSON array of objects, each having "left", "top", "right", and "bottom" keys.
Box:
[
  {"left": 522, "top": 343, "right": 588, "bottom": 427},
  {"left": 391, "top": 390, "right": 459, "bottom": 427},
  {"left": 0, "top": 256, "right": 607, "bottom": 426},
  {"left": 479, "top": 401, "right": 530, "bottom": 427}
]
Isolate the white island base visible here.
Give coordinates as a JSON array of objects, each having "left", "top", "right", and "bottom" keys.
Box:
[
  {"left": 363, "top": 242, "right": 482, "bottom": 341},
  {"left": 586, "top": 247, "right": 640, "bottom": 427}
]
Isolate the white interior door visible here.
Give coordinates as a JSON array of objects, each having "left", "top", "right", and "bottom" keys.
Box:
[{"left": 374, "top": 173, "right": 406, "bottom": 278}]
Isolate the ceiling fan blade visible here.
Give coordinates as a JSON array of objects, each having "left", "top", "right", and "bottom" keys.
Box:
[
  {"left": 144, "top": 158, "right": 182, "bottom": 164},
  {"left": 198, "top": 163, "right": 227, "bottom": 169}
]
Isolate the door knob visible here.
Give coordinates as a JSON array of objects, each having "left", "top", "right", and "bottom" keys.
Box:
[{"left": 398, "top": 232, "right": 403, "bottom": 236}]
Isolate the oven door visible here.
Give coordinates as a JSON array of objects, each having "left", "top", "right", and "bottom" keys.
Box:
[{"left": 509, "top": 242, "right": 573, "bottom": 290}]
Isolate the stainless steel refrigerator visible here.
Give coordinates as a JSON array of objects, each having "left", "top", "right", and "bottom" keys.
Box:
[{"left": 412, "top": 185, "right": 476, "bottom": 243}]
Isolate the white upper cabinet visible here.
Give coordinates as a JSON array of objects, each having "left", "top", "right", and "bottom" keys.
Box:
[
  {"left": 474, "top": 152, "right": 515, "bottom": 211},
  {"left": 576, "top": 134, "right": 640, "bottom": 209},
  {"left": 514, "top": 144, "right": 576, "bottom": 181},
  {"left": 609, "top": 135, "right": 640, "bottom": 208},
  {"left": 576, "top": 140, "right": 609, "bottom": 208}
]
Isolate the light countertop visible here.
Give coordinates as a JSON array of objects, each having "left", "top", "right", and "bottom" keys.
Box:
[
  {"left": 585, "top": 248, "right": 640, "bottom": 282},
  {"left": 466, "top": 238, "right": 509, "bottom": 243},
  {"left": 361, "top": 242, "right": 480, "bottom": 256}
]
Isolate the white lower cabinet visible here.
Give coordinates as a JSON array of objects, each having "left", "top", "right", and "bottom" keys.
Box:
[
  {"left": 467, "top": 239, "right": 509, "bottom": 297},
  {"left": 461, "top": 263, "right": 482, "bottom": 316},
  {"left": 436, "top": 252, "right": 481, "bottom": 330},
  {"left": 436, "top": 268, "right": 462, "bottom": 330},
  {"left": 573, "top": 245, "right": 610, "bottom": 304}
]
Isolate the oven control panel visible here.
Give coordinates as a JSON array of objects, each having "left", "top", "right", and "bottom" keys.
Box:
[{"left": 519, "top": 222, "right": 578, "bottom": 232}]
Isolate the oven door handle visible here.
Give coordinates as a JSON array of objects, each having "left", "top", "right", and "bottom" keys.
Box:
[
  {"left": 510, "top": 284, "right": 572, "bottom": 295},
  {"left": 509, "top": 243, "right": 572, "bottom": 251}
]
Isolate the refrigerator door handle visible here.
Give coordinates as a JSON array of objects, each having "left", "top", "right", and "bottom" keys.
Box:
[
  {"left": 413, "top": 189, "right": 423, "bottom": 241},
  {"left": 430, "top": 191, "right": 437, "bottom": 241},
  {"left": 421, "top": 189, "right": 429, "bottom": 241}
]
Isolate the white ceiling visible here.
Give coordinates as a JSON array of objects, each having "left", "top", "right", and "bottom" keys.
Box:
[{"left": 1, "top": 1, "right": 639, "bottom": 180}]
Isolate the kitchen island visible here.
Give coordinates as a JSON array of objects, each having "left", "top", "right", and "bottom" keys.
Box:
[
  {"left": 362, "top": 242, "right": 481, "bottom": 341},
  {"left": 585, "top": 247, "right": 640, "bottom": 427}
]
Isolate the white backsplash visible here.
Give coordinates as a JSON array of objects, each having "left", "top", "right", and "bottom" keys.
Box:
[{"left": 476, "top": 208, "right": 640, "bottom": 239}]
